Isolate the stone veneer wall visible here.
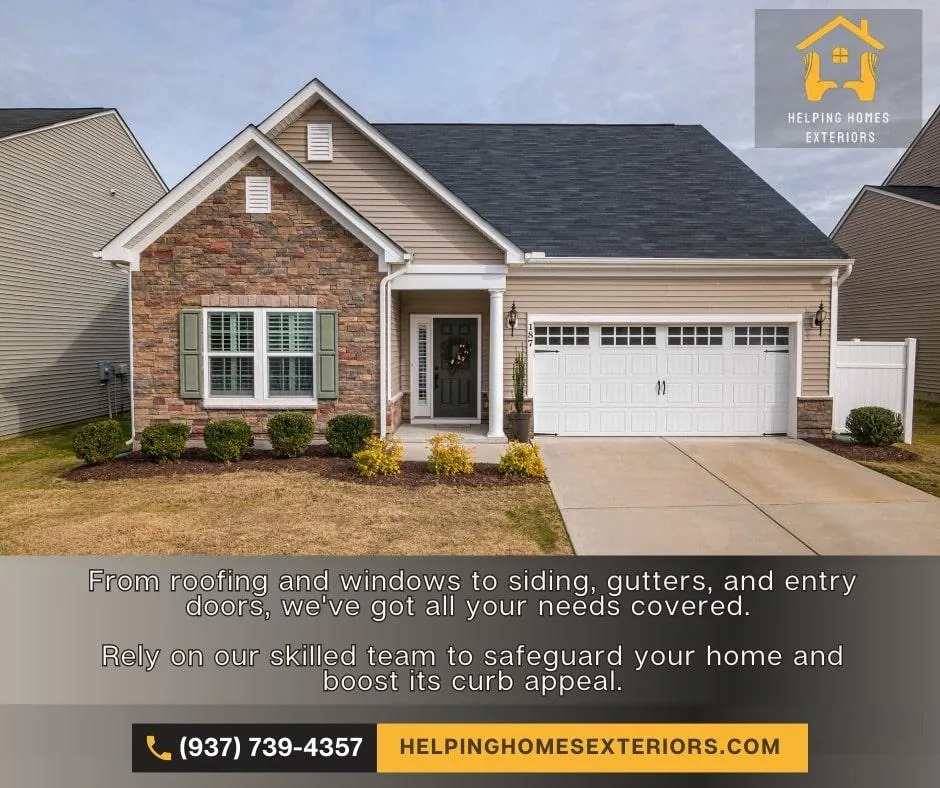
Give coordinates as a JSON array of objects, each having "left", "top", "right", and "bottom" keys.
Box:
[
  {"left": 796, "top": 397, "right": 833, "bottom": 439},
  {"left": 132, "top": 158, "right": 381, "bottom": 437}
]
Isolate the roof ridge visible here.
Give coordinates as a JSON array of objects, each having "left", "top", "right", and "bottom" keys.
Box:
[{"left": 374, "top": 122, "right": 687, "bottom": 127}]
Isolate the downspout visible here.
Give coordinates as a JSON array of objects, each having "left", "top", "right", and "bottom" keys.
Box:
[
  {"left": 379, "top": 253, "right": 412, "bottom": 438},
  {"left": 126, "top": 264, "right": 135, "bottom": 446},
  {"left": 828, "top": 261, "right": 854, "bottom": 431}
]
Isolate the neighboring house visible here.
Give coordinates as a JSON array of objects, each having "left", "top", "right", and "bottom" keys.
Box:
[
  {"left": 0, "top": 108, "right": 167, "bottom": 436},
  {"left": 831, "top": 105, "right": 940, "bottom": 402},
  {"left": 98, "top": 79, "right": 849, "bottom": 442}
]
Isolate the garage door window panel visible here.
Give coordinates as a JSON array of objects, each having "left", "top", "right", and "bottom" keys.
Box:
[
  {"left": 734, "top": 326, "right": 790, "bottom": 346},
  {"left": 534, "top": 325, "right": 590, "bottom": 346},
  {"left": 600, "top": 326, "right": 656, "bottom": 347},
  {"left": 668, "top": 326, "right": 723, "bottom": 346}
]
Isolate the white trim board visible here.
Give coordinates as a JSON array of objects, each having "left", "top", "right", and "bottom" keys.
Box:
[
  {"left": 525, "top": 313, "right": 805, "bottom": 325},
  {"left": 256, "top": 78, "right": 524, "bottom": 265},
  {"left": 96, "top": 125, "right": 406, "bottom": 271},
  {"left": 392, "top": 272, "right": 507, "bottom": 291}
]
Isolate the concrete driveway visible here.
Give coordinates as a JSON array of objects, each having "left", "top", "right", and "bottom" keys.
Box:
[{"left": 540, "top": 437, "right": 940, "bottom": 555}]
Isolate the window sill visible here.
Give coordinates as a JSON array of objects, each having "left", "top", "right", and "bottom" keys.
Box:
[{"left": 203, "top": 398, "right": 318, "bottom": 410}]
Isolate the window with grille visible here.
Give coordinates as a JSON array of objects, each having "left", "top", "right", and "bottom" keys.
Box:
[
  {"left": 667, "top": 326, "right": 723, "bottom": 346},
  {"left": 600, "top": 326, "right": 656, "bottom": 346},
  {"left": 208, "top": 312, "right": 255, "bottom": 395},
  {"left": 533, "top": 325, "right": 590, "bottom": 346},
  {"left": 734, "top": 326, "right": 790, "bottom": 346},
  {"left": 267, "top": 312, "right": 315, "bottom": 396},
  {"left": 205, "top": 309, "right": 316, "bottom": 401}
]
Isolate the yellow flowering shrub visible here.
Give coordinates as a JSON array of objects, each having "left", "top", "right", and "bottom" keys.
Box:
[
  {"left": 497, "top": 441, "right": 547, "bottom": 478},
  {"left": 353, "top": 437, "right": 404, "bottom": 477},
  {"left": 427, "top": 433, "right": 475, "bottom": 476}
]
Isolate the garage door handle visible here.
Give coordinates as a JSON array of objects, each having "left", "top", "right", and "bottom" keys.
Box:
[
  {"left": 535, "top": 349, "right": 559, "bottom": 354},
  {"left": 656, "top": 380, "right": 661, "bottom": 395},
  {"left": 662, "top": 380, "right": 667, "bottom": 395}
]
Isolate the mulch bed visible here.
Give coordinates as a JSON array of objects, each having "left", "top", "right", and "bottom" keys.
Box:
[
  {"left": 63, "top": 444, "right": 541, "bottom": 487},
  {"left": 804, "top": 437, "right": 920, "bottom": 463}
]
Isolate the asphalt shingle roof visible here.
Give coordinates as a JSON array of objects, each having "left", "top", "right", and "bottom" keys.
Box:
[
  {"left": 374, "top": 123, "right": 848, "bottom": 259},
  {"left": 880, "top": 185, "right": 940, "bottom": 207},
  {"left": 0, "top": 108, "right": 107, "bottom": 140}
]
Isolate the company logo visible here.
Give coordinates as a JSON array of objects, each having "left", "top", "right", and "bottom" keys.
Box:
[
  {"left": 796, "top": 16, "right": 883, "bottom": 103},
  {"left": 755, "top": 9, "right": 921, "bottom": 148}
]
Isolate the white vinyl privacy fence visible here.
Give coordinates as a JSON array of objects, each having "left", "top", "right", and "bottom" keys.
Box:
[{"left": 832, "top": 338, "right": 917, "bottom": 443}]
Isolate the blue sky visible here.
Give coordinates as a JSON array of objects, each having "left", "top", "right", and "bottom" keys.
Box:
[{"left": 2, "top": 0, "right": 937, "bottom": 232}]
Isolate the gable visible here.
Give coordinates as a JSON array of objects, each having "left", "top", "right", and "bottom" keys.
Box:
[
  {"left": 272, "top": 102, "right": 505, "bottom": 263},
  {"left": 884, "top": 105, "right": 940, "bottom": 187},
  {"left": 98, "top": 126, "right": 405, "bottom": 270}
]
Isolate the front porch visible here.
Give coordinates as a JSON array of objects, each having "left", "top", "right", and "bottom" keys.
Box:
[
  {"left": 393, "top": 422, "right": 507, "bottom": 444},
  {"left": 387, "top": 271, "right": 511, "bottom": 439}
]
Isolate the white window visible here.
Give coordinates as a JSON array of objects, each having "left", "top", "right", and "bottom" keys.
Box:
[
  {"left": 534, "top": 325, "right": 590, "bottom": 347},
  {"left": 600, "top": 326, "right": 656, "bottom": 346},
  {"left": 734, "top": 326, "right": 790, "bottom": 346},
  {"left": 307, "top": 123, "right": 333, "bottom": 161},
  {"left": 245, "top": 176, "right": 271, "bottom": 213},
  {"left": 204, "top": 308, "right": 316, "bottom": 407},
  {"left": 667, "top": 326, "right": 723, "bottom": 346}
]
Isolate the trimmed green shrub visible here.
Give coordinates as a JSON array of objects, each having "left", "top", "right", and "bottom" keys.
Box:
[
  {"left": 845, "top": 406, "right": 904, "bottom": 447},
  {"left": 497, "top": 441, "right": 547, "bottom": 478},
  {"left": 267, "top": 412, "right": 316, "bottom": 458},
  {"left": 203, "top": 419, "right": 253, "bottom": 462},
  {"left": 427, "top": 432, "right": 474, "bottom": 476},
  {"left": 140, "top": 422, "right": 190, "bottom": 464},
  {"left": 353, "top": 437, "right": 404, "bottom": 477},
  {"left": 325, "top": 414, "right": 375, "bottom": 457},
  {"left": 72, "top": 419, "right": 124, "bottom": 465}
]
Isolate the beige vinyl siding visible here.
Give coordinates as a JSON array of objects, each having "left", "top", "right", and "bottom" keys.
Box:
[
  {"left": 273, "top": 104, "right": 504, "bottom": 263},
  {"left": 389, "top": 290, "right": 402, "bottom": 394},
  {"left": 503, "top": 276, "right": 832, "bottom": 398},
  {"left": 885, "top": 111, "right": 940, "bottom": 186},
  {"left": 399, "top": 291, "right": 491, "bottom": 406},
  {"left": 834, "top": 190, "right": 940, "bottom": 399},
  {"left": 0, "top": 113, "right": 165, "bottom": 436}
]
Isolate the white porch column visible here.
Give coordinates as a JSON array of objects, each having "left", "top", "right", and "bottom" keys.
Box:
[{"left": 487, "top": 288, "right": 505, "bottom": 438}]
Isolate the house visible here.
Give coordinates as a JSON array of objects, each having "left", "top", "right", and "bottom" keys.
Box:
[
  {"left": 0, "top": 108, "right": 167, "bottom": 437},
  {"left": 831, "top": 105, "right": 940, "bottom": 402},
  {"left": 97, "top": 79, "right": 850, "bottom": 442},
  {"left": 795, "top": 16, "right": 884, "bottom": 103}
]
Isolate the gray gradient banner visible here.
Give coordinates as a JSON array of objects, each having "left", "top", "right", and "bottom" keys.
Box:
[{"left": 2, "top": 557, "right": 940, "bottom": 785}]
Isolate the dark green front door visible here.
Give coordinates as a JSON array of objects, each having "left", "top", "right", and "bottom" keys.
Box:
[{"left": 433, "top": 317, "right": 477, "bottom": 418}]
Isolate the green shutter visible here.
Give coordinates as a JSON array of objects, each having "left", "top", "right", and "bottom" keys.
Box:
[
  {"left": 316, "top": 310, "right": 339, "bottom": 400},
  {"left": 179, "top": 310, "right": 203, "bottom": 399}
]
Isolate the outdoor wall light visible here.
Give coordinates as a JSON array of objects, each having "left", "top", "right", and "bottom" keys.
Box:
[
  {"left": 507, "top": 301, "right": 518, "bottom": 336},
  {"left": 814, "top": 301, "right": 828, "bottom": 335}
]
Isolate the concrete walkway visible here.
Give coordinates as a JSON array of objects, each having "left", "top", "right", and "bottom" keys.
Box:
[{"left": 539, "top": 437, "right": 940, "bottom": 555}]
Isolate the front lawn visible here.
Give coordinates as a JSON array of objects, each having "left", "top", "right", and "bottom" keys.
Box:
[
  {"left": 0, "top": 423, "right": 571, "bottom": 555},
  {"left": 859, "top": 400, "right": 940, "bottom": 498}
]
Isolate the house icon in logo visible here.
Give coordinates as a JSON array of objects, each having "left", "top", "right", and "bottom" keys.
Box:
[{"left": 795, "top": 16, "right": 885, "bottom": 102}]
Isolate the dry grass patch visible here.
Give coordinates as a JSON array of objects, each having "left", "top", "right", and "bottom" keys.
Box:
[
  {"left": 0, "top": 423, "right": 571, "bottom": 555},
  {"left": 858, "top": 400, "right": 940, "bottom": 499}
]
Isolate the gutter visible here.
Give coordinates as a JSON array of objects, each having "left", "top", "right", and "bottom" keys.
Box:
[{"left": 379, "top": 254, "right": 412, "bottom": 438}]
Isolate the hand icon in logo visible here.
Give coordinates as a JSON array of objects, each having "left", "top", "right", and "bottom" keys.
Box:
[
  {"left": 844, "top": 51, "right": 878, "bottom": 101},
  {"left": 802, "top": 52, "right": 838, "bottom": 102}
]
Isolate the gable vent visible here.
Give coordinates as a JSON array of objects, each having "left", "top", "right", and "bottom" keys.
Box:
[
  {"left": 307, "top": 123, "right": 333, "bottom": 161},
  {"left": 245, "top": 176, "right": 271, "bottom": 213}
]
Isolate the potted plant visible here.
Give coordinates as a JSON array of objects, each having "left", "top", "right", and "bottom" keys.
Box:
[{"left": 510, "top": 351, "right": 532, "bottom": 441}]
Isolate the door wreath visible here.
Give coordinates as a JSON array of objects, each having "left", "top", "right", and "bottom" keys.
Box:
[{"left": 444, "top": 337, "right": 472, "bottom": 376}]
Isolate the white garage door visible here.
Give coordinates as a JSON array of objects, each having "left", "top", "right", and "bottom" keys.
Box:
[{"left": 533, "top": 324, "right": 790, "bottom": 436}]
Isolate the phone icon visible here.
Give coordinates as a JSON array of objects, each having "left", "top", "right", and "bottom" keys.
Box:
[{"left": 146, "top": 735, "right": 172, "bottom": 761}]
